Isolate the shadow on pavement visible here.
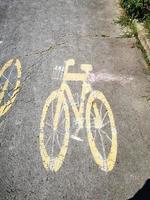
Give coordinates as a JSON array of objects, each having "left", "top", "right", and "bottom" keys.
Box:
[{"left": 128, "top": 179, "right": 150, "bottom": 200}]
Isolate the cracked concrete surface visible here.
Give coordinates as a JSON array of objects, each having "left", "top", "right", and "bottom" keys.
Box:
[{"left": 0, "top": 0, "right": 150, "bottom": 200}]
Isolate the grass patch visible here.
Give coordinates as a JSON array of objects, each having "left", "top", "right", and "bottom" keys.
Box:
[
  {"left": 116, "top": 15, "right": 137, "bottom": 38},
  {"left": 120, "top": 0, "right": 150, "bottom": 36},
  {"left": 144, "top": 66, "right": 150, "bottom": 75},
  {"left": 117, "top": 15, "right": 132, "bottom": 27},
  {"left": 144, "top": 17, "right": 150, "bottom": 38},
  {"left": 120, "top": 0, "right": 150, "bottom": 21},
  {"left": 118, "top": 0, "right": 150, "bottom": 68},
  {"left": 117, "top": 13, "right": 150, "bottom": 67}
]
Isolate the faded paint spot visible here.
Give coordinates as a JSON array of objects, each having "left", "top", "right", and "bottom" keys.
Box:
[{"left": 88, "top": 71, "right": 134, "bottom": 85}]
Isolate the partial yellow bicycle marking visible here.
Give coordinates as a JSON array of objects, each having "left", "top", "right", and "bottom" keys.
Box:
[
  {"left": 0, "top": 59, "right": 22, "bottom": 117},
  {"left": 40, "top": 58, "right": 117, "bottom": 172},
  {"left": 0, "top": 59, "right": 13, "bottom": 103},
  {"left": 86, "top": 90, "right": 117, "bottom": 172}
]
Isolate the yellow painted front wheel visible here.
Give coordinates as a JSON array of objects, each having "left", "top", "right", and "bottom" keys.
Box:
[
  {"left": 39, "top": 91, "right": 70, "bottom": 172},
  {"left": 86, "top": 91, "right": 117, "bottom": 172}
]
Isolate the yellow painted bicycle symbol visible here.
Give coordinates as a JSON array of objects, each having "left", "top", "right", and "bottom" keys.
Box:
[
  {"left": 0, "top": 59, "right": 22, "bottom": 117},
  {"left": 39, "top": 59, "right": 117, "bottom": 172}
]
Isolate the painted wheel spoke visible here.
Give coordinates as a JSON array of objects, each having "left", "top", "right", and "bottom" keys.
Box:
[
  {"left": 101, "top": 120, "right": 110, "bottom": 129},
  {"left": 56, "top": 132, "right": 61, "bottom": 149},
  {"left": 2, "top": 74, "right": 13, "bottom": 86},
  {"left": 98, "top": 130, "right": 108, "bottom": 172},
  {"left": 91, "top": 111, "right": 95, "bottom": 117},
  {"left": 45, "top": 122, "right": 52, "bottom": 128},
  {"left": 100, "top": 129, "right": 112, "bottom": 142},
  {"left": 101, "top": 110, "right": 108, "bottom": 123},
  {"left": 51, "top": 131, "right": 56, "bottom": 156},
  {"left": 60, "top": 118, "right": 65, "bottom": 126},
  {"left": 45, "top": 133, "right": 53, "bottom": 147},
  {"left": 56, "top": 128, "right": 65, "bottom": 136}
]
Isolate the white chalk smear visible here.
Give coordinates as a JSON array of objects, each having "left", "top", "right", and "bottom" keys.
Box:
[
  {"left": 0, "top": 41, "right": 3, "bottom": 44},
  {"left": 88, "top": 71, "right": 134, "bottom": 85}
]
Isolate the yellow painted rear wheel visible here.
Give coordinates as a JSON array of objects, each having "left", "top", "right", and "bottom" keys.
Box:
[{"left": 86, "top": 91, "right": 117, "bottom": 172}]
